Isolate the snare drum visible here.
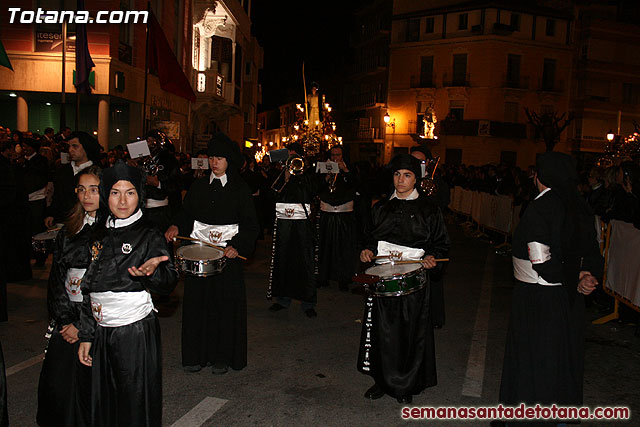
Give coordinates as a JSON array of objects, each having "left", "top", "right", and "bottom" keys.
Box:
[
  {"left": 175, "top": 243, "right": 226, "bottom": 277},
  {"left": 32, "top": 229, "right": 60, "bottom": 254},
  {"left": 363, "top": 263, "right": 427, "bottom": 297}
]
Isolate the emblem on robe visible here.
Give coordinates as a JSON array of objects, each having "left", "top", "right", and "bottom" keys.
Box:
[
  {"left": 122, "top": 243, "right": 132, "bottom": 254},
  {"left": 209, "top": 230, "right": 223, "bottom": 243},
  {"left": 91, "top": 301, "right": 103, "bottom": 323},
  {"left": 66, "top": 277, "right": 82, "bottom": 296},
  {"left": 91, "top": 242, "right": 103, "bottom": 261},
  {"left": 285, "top": 208, "right": 295, "bottom": 218}
]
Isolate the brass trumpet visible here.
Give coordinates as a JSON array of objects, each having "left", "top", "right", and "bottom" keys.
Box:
[
  {"left": 271, "top": 154, "right": 305, "bottom": 193},
  {"left": 420, "top": 156, "right": 440, "bottom": 196}
]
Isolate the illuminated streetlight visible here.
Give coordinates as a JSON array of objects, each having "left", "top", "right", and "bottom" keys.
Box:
[
  {"left": 607, "top": 130, "right": 615, "bottom": 142},
  {"left": 384, "top": 112, "right": 391, "bottom": 124}
]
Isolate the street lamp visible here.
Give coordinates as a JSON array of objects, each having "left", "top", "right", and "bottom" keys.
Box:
[
  {"left": 383, "top": 112, "right": 396, "bottom": 162},
  {"left": 607, "top": 130, "right": 615, "bottom": 142}
]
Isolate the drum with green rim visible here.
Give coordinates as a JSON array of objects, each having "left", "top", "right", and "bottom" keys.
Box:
[{"left": 364, "top": 262, "right": 427, "bottom": 297}]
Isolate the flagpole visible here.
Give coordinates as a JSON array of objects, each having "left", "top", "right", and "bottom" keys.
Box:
[
  {"left": 61, "top": 21, "right": 67, "bottom": 129},
  {"left": 142, "top": 1, "right": 151, "bottom": 136},
  {"left": 302, "top": 62, "right": 308, "bottom": 122}
]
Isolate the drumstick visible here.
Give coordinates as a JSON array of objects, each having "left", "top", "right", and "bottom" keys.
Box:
[
  {"left": 173, "top": 236, "right": 248, "bottom": 261},
  {"left": 391, "top": 258, "right": 449, "bottom": 265}
]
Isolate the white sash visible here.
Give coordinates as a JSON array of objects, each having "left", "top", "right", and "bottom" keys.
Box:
[
  {"left": 191, "top": 220, "right": 239, "bottom": 246},
  {"left": 145, "top": 197, "right": 169, "bottom": 208},
  {"left": 90, "top": 290, "right": 155, "bottom": 327},
  {"left": 65, "top": 268, "right": 86, "bottom": 303},
  {"left": 275, "top": 203, "right": 310, "bottom": 220},
  {"left": 320, "top": 200, "right": 354, "bottom": 213},
  {"left": 512, "top": 257, "right": 562, "bottom": 286},
  {"left": 376, "top": 241, "right": 425, "bottom": 264}
]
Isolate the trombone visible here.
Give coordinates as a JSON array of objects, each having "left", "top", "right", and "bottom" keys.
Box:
[{"left": 270, "top": 154, "right": 305, "bottom": 193}]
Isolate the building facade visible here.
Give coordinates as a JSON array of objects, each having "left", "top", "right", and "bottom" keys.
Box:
[
  {"left": 571, "top": 2, "right": 640, "bottom": 160},
  {"left": 0, "top": 0, "right": 261, "bottom": 153},
  {"left": 382, "top": 0, "right": 574, "bottom": 167}
]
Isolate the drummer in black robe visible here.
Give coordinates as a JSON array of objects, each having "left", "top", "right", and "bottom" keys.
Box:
[
  {"left": 37, "top": 166, "right": 102, "bottom": 427},
  {"left": 166, "top": 132, "right": 258, "bottom": 374},
  {"left": 358, "top": 154, "right": 450, "bottom": 404},
  {"left": 268, "top": 143, "right": 320, "bottom": 317},
  {"left": 499, "top": 152, "right": 603, "bottom": 419},
  {"left": 317, "top": 145, "right": 358, "bottom": 291},
  {"left": 410, "top": 145, "right": 449, "bottom": 328},
  {"left": 78, "top": 160, "right": 178, "bottom": 427}
]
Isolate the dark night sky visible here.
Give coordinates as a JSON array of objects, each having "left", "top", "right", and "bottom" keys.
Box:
[{"left": 251, "top": 0, "right": 359, "bottom": 111}]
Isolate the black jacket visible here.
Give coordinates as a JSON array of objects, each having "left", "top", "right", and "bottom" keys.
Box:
[
  {"left": 363, "top": 194, "right": 450, "bottom": 267},
  {"left": 78, "top": 214, "right": 178, "bottom": 341},
  {"left": 173, "top": 171, "right": 259, "bottom": 257},
  {"left": 47, "top": 222, "right": 95, "bottom": 327}
]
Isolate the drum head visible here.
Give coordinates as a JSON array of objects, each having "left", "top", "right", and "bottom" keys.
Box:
[
  {"left": 33, "top": 230, "right": 59, "bottom": 241},
  {"left": 365, "top": 263, "right": 421, "bottom": 278},
  {"left": 177, "top": 244, "right": 224, "bottom": 261}
]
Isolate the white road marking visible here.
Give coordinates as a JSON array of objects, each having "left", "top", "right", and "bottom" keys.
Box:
[
  {"left": 6, "top": 354, "right": 43, "bottom": 377},
  {"left": 461, "top": 250, "right": 494, "bottom": 398},
  {"left": 170, "top": 396, "right": 228, "bottom": 427}
]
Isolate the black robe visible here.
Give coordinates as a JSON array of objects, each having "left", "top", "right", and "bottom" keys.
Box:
[
  {"left": 500, "top": 189, "right": 603, "bottom": 410},
  {"left": 268, "top": 171, "right": 318, "bottom": 303},
  {"left": 0, "top": 153, "right": 32, "bottom": 284},
  {"left": 0, "top": 340, "right": 7, "bottom": 427},
  {"left": 317, "top": 170, "right": 358, "bottom": 285},
  {"left": 173, "top": 172, "right": 258, "bottom": 369},
  {"left": 79, "top": 214, "right": 178, "bottom": 427},
  {"left": 48, "top": 163, "right": 78, "bottom": 223},
  {"left": 37, "top": 222, "right": 94, "bottom": 427},
  {"left": 358, "top": 194, "right": 450, "bottom": 398}
]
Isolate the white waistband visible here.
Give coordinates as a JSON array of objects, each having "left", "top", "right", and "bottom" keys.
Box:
[
  {"left": 320, "top": 200, "right": 354, "bottom": 213},
  {"left": 376, "top": 240, "right": 425, "bottom": 264},
  {"left": 90, "top": 291, "right": 155, "bottom": 327},
  {"left": 145, "top": 197, "right": 169, "bottom": 208},
  {"left": 190, "top": 221, "right": 239, "bottom": 247},
  {"left": 28, "top": 187, "right": 48, "bottom": 202},
  {"left": 276, "top": 203, "right": 310, "bottom": 220},
  {"left": 512, "top": 257, "right": 562, "bottom": 286},
  {"left": 65, "top": 268, "right": 86, "bottom": 303}
]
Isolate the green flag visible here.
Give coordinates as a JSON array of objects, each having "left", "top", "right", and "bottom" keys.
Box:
[{"left": 0, "top": 40, "right": 13, "bottom": 71}]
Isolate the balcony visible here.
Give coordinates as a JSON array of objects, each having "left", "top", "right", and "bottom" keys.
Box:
[
  {"left": 538, "top": 79, "right": 565, "bottom": 93},
  {"left": 440, "top": 119, "right": 527, "bottom": 138},
  {"left": 502, "top": 74, "right": 530, "bottom": 90},
  {"left": 118, "top": 42, "right": 132, "bottom": 65},
  {"left": 492, "top": 23, "right": 515, "bottom": 35},
  {"left": 344, "top": 92, "right": 385, "bottom": 111},
  {"left": 410, "top": 75, "right": 436, "bottom": 89},
  {"left": 442, "top": 72, "right": 470, "bottom": 87}
]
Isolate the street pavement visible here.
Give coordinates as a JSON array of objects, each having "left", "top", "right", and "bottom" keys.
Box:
[{"left": 2, "top": 221, "right": 639, "bottom": 426}]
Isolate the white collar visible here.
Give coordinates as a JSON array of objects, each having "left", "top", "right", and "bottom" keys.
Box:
[
  {"left": 26, "top": 152, "right": 36, "bottom": 160},
  {"left": 209, "top": 172, "right": 228, "bottom": 187},
  {"left": 390, "top": 188, "right": 420, "bottom": 201},
  {"left": 71, "top": 160, "right": 93, "bottom": 175},
  {"left": 535, "top": 187, "right": 552, "bottom": 200},
  {"left": 106, "top": 209, "right": 143, "bottom": 228},
  {"left": 83, "top": 213, "right": 96, "bottom": 227}
]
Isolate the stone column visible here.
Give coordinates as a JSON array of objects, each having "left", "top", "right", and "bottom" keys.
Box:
[
  {"left": 98, "top": 98, "right": 109, "bottom": 151},
  {"left": 16, "top": 96, "right": 28, "bottom": 132}
]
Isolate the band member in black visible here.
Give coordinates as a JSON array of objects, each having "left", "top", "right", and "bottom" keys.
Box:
[
  {"left": 78, "top": 160, "right": 178, "bottom": 427},
  {"left": 165, "top": 132, "right": 258, "bottom": 374},
  {"left": 20, "top": 138, "right": 50, "bottom": 266},
  {"left": 500, "top": 152, "right": 603, "bottom": 413},
  {"left": 45, "top": 132, "right": 102, "bottom": 228},
  {"left": 410, "top": 145, "right": 449, "bottom": 328},
  {"left": 268, "top": 143, "right": 319, "bottom": 317},
  {"left": 358, "top": 154, "right": 450, "bottom": 404},
  {"left": 317, "top": 145, "right": 358, "bottom": 291},
  {"left": 140, "top": 130, "right": 182, "bottom": 233},
  {"left": 37, "top": 166, "right": 102, "bottom": 427}
]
